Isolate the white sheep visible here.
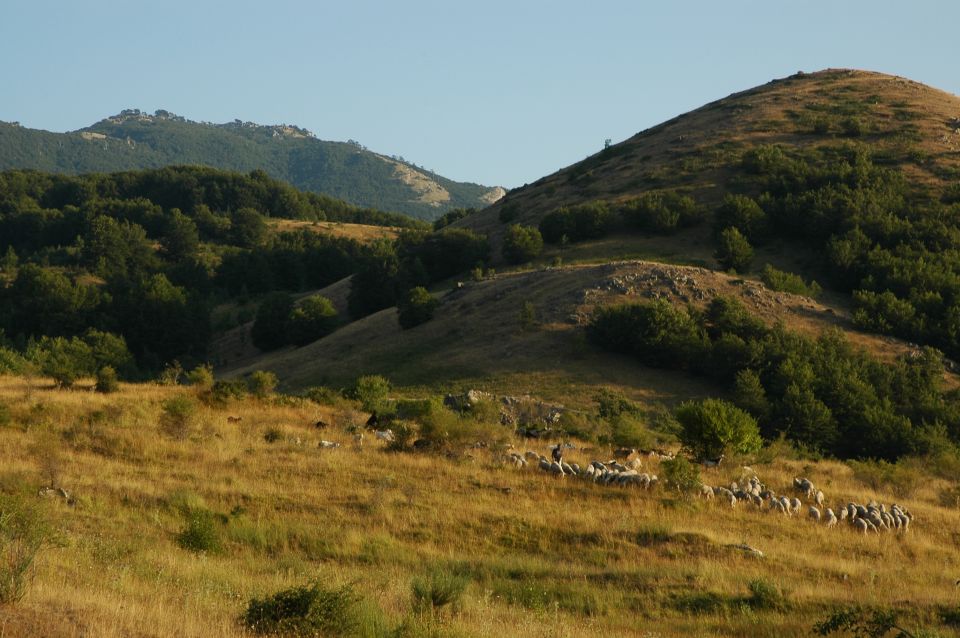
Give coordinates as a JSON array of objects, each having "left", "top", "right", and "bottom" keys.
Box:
[
  {"left": 808, "top": 506, "right": 821, "bottom": 523},
  {"left": 814, "top": 490, "right": 824, "bottom": 506},
  {"left": 853, "top": 518, "right": 869, "bottom": 534},
  {"left": 824, "top": 508, "right": 837, "bottom": 527},
  {"left": 374, "top": 429, "right": 395, "bottom": 442},
  {"left": 699, "top": 484, "right": 715, "bottom": 499},
  {"left": 790, "top": 497, "right": 802, "bottom": 515}
]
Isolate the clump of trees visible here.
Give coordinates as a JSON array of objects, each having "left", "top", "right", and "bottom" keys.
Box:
[
  {"left": 251, "top": 293, "right": 339, "bottom": 351},
  {"left": 539, "top": 201, "right": 613, "bottom": 244},
  {"left": 620, "top": 191, "right": 705, "bottom": 234},
  {"left": 502, "top": 225, "right": 543, "bottom": 264},
  {"left": 588, "top": 295, "right": 960, "bottom": 460},
  {"left": 397, "top": 287, "right": 438, "bottom": 329}
]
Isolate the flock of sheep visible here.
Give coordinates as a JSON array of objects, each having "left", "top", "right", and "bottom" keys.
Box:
[{"left": 516, "top": 447, "right": 914, "bottom": 535}]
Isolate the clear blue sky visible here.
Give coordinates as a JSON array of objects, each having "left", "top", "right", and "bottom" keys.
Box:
[{"left": 2, "top": 1, "right": 957, "bottom": 188}]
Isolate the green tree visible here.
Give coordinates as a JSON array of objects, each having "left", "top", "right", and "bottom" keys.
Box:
[
  {"left": 715, "top": 227, "right": 754, "bottom": 273},
  {"left": 349, "top": 375, "right": 391, "bottom": 414},
  {"left": 397, "top": 286, "right": 439, "bottom": 329},
  {"left": 160, "top": 208, "right": 200, "bottom": 262},
  {"left": 247, "top": 370, "right": 278, "bottom": 399},
  {"left": 288, "top": 295, "right": 338, "bottom": 346},
  {"left": 31, "top": 336, "right": 94, "bottom": 388},
  {"left": 229, "top": 207, "right": 268, "bottom": 248},
  {"left": 675, "top": 398, "right": 761, "bottom": 461},
  {"left": 251, "top": 292, "right": 295, "bottom": 351},
  {"left": 502, "top": 224, "right": 543, "bottom": 264},
  {"left": 715, "top": 194, "right": 767, "bottom": 242}
]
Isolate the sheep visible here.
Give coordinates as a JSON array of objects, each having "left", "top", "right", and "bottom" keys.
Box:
[
  {"left": 790, "top": 497, "right": 802, "bottom": 515},
  {"left": 353, "top": 432, "right": 364, "bottom": 449},
  {"left": 549, "top": 461, "right": 565, "bottom": 476},
  {"left": 853, "top": 518, "right": 869, "bottom": 534},
  {"left": 839, "top": 507, "right": 848, "bottom": 522},
  {"left": 538, "top": 458, "right": 551, "bottom": 472},
  {"left": 648, "top": 475, "right": 660, "bottom": 489},
  {"left": 814, "top": 490, "right": 824, "bottom": 507},
  {"left": 808, "top": 506, "right": 821, "bottom": 523},
  {"left": 824, "top": 508, "right": 837, "bottom": 527},
  {"left": 318, "top": 440, "right": 340, "bottom": 449},
  {"left": 375, "top": 429, "right": 395, "bottom": 443},
  {"left": 699, "top": 484, "right": 715, "bottom": 499},
  {"left": 560, "top": 461, "right": 577, "bottom": 475},
  {"left": 524, "top": 450, "right": 540, "bottom": 462},
  {"left": 725, "top": 491, "right": 737, "bottom": 508}
]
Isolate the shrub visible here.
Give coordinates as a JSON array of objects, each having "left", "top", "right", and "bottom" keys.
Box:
[
  {"left": 411, "top": 569, "right": 469, "bottom": 613},
  {"left": 609, "top": 413, "right": 653, "bottom": 449},
  {"left": 263, "top": 427, "right": 283, "bottom": 443},
  {"left": 848, "top": 459, "right": 921, "bottom": 498},
  {"left": 210, "top": 379, "right": 248, "bottom": 405},
  {"left": 349, "top": 375, "right": 391, "bottom": 414},
  {"left": 746, "top": 579, "right": 788, "bottom": 611},
  {"left": 186, "top": 364, "right": 215, "bottom": 390},
  {"left": 160, "top": 395, "right": 198, "bottom": 440},
  {"left": 621, "top": 191, "right": 704, "bottom": 233},
  {"left": 247, "top": 370, "right": 278, "bottom": 399},
  {"left": 714, "top": 194, "right": 767, "bottom": 242},
  {"left": 397, "top": 287, "right": 439, "bottom": 330},
  {"left": 675, "top": 398, "right": 761, "bottom": 461},
  {"left": 251, "top": 292, "right": 295, "bottom": 351},
  {"left": 31, "top": 336, "right": 94, "bottom": 388},
  {"left": 661, "top": 455, "right": 701, "bottom": 494},
  {"left": 244, "top": 583, "right": 364, "bottom": 637},
  {"left": 502, "top": 225, "right": 543, "bottom": 264},
  {"left": 289, "top": 295, "right": 339, "bottom": 346},
  {"left": 176, "top": 509, "right": 223, "bottom": 554},
  {"left": 158, "top": 360, "right": 184, "bottom": 385},
  {"left": 715, "top": 227, "right": 754, "bottom": 273},
  {"left": 538, "top": 201, "right": 612, "bottom": 244},
  {"left": 94, "top": 366, "right": 119, "bottom": 394},
  {"left": 760, "top": 264, "right": 822, "bottom": 297},
  {"left": 0, "top": 494, "right": 50, "bottom": 604},
  {"left": 303, "top": 386, "right": 342, "bottom": 406},
  {"left": 518, "top": 301, "right": 538, "bottom": 331}
]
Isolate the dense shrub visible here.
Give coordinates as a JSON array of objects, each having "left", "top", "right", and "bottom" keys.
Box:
[
  {"left": 411, "top": 569, "right": 468, "bottom": 613},
  {"left": 675, "top": 398, "right": 761, "bottom": 461},
  {"left": 160, "top": 395, "right": 198, "bottom": 439},
  {"left": 186, "top": 363, "right": 215, "bottom": 390},
  {"left": 94, "top": 366, "right": 120, "bottom": 393},
  {"left": 589, "top": 296, "right": 956, "bottom": 460},
  {"left": 502, "top": 225, "right": 543, "bottom": 264},
  {"left": 247, "top": 370, "right": 278, "bottom": 399},
  {"left": 243, "top": 583, "right": 364, "bottom": 636},
  {"left": 176, "top": 509, "right": 223, "bottom": 554},
  {"left": 288, "top": 295, "right": 338, "bottom": 346},
  {"left": 538, "top": 201, "right": 613, "bottom": 244},
  {"left": 714, "top": 194, "right": 767, "bottom": 242},
  {"left": 349, "top": 375, "right": 391, "bottom": 414},
  {"left": 715, "top": 227, "right": 754, "bottom": 272},
  {"left": 621, "top": 191, "right": 704, "bottom": 234},
  {"left": 661, "top": 455, "right": 701, "bottom": 494},
  {"left": 397, "top": 287, "right": 439, "bottom": 329},
  {"left": 760, "top": 264, "right": 821, "bottom": 297}
]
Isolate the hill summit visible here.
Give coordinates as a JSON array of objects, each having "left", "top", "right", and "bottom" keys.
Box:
[{"left": 0, "top": 109, "right": 503, "bottom": 219}]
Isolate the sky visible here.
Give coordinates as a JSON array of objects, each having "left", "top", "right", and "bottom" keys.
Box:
[{"left": 2, "top": 1, "right": 957, "bottom": 189}]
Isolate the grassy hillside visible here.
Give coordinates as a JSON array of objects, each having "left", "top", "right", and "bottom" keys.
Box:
[
  {"left": 1, "top": 376, "right": 959, "bottom": 637},
  {"left": 0, "top": 110, "right": 503, "bottom": 220},
  {"left": 463, "top": 68, "right": 960, "bottom": 241}
]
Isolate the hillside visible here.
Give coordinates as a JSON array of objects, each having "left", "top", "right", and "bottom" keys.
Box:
[
  {"left": 0, "top": 110, "right": 503, "bottom": 219},
  {"left": 461, "top": 68, "right": 960, "bottom": 241}
]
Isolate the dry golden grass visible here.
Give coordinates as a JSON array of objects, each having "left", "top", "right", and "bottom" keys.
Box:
[
  {"left": 2, "top": 375, "right": 960, "bottom": 637},
  {"left": 266, "top": 219, "right": 400, "bottom": 243}
]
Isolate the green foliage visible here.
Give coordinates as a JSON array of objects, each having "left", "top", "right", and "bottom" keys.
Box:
[
  {"left": 289, "top": 295, "right": 339, "bottom": 346},
  {"left": 588, "top": 300, "right": 707, "bottom": 369},
  {"left": 432, "top": 207, "right": 473, "bottom": 230},
  {"left": 715, "top": 227, "right": 754, "bottom": 272},
  {"left": 176, "top": 509, "right": 223, "bottom": 554},
  {"left": 160, "top": 395, "right": 198, "bottom": 440},
  {"left": 247, "top": 370, "right": 278, "bottom": 399},
  {"left": 609, "top": 413, "right": 653, "bottom": 449},
  {"left": 186, "top": 364, "right": 215, "bottom": 390},
  {"left": 518, "top": 301, "right": 538, "bottom": 331},
  {"left": 29, "top": 335, "right": 94, "bottom": 388},
  {"left": 732, "top": 368, "right": 770, "bottom": 419},
  {"left": 714, "top": 194, "right": 767, "bottom": 242},
  {"left": 814, "top": 605, "right": 919, "bottom": 637},
  {"left": 761, "top": 264, "right": 822, "bottom": 297},
  {"left": 594, "top": 389, "right": 641, "bottom": 419},
  {"left": 0, "top": 494, "right": 50, "bottom": 604},
  {"left": 251, "top": 292, "right": 295, "bottom": 351},
  {"left": 397, "top": 287, "right": 439, "bottom": 330},
  {"left": 502, "top": 224, "right": 543, "bottom": 264},
  {"left": 94, "top": 366, "right": 120, "bottom": 393},
  {"left": 621, "top": 191, "right": 704, "bottom": 233},
  {"left": 243, "top": 583, "right": 370, "bottom": 637},
  {"left": 661, "top": 455, "right": 701, "bottom": 494},
  {"left": 211, "top": 379, "right": 249, "bottom": 404},
  {"left": 675, "top": 399, "right": 761, "bottom": 461},
  {"left": 746, "top": 579, "right": 789, "bottom": 611},
  {"left": 350, "top": 375, "right": 391, "bottom": 414},
  {"left": 411, "top": 569, "right": 469, "bottom": 613},
  {"left": 848, "top": 459, "right": 922, "bottom": 498},
  {"left": 498, "top": 204, "right": 519, "bottom": 224},
  {"left": 538, "top": 201, "right": 613, "bottom": 244}
]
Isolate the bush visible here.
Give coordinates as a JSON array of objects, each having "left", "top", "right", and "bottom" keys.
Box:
[
  {"left": 848, "top": 459, "right": 921, "bottom": 498},
  {"left": 621, "top": 191, "right": 704, "bottom": 233},
  {"left": 247, "top": 370, "right": 278, "bottom": 399},
  {"left": 186, "top": 364, "right": 215, "bottom": 390},
  {"left": 160, "top": 395, "right": 198, "bottom": 440},
  {"left": 746, "top": 579, "right": 788, "bottom": 611},
  {"left": 411, "top": 569, "right": 469, "bottom": 613},
  {"left": 502, "top": 225, "right": 543, "bottom": 264},
  {"left": 289, "top": 295, "right": 339, "bottom": 346},
  {"left": 609, "top": 413, "right": 653, "bottom": 449},
  {"left": 30, "top": 336, "right": 94, "bottom": 388},
  {"left": 303, "top": 386, "right": 342, "bottom": 406},
  {"left": 397, "top": 287, "right": 439, "bottom": 330},
  {"left": 349, "top": 375, "right": 391, "bottom": 414},
  {"left": 0, "top": 494, "right": 50, "bottom": 604},
  {"left": 251, "top": 292, "right": 295, "bottom": 351},
  {"left": 176, "top": 509, "right": 223, "bottom": 554},
  {"left": 538, "top": 201, "right": 612, "bottom": 244},
  {"left": 714, "top": 194, "right": 767, "bottom": 242},
  {"left": 244, "top": 583, "right": 364, "bottom": 637},
  {"left": 518, "top": 301, "right": 538, "bottom": 331},
  {"left": 210, "top": 379, "right": 248, "bottom": 405},
  {"left": 715, "top": 227, "right": 754, "bottom": 273},
  {"left": 760, "top": 264, "right": 821, "bottom": 297},
  {"left": 675, "top": 398, "right": 761, "bottom": 461},
  {"left": 94, "top": 366, "right": 120, "bottom": 394},
  {"left": 661, "top": 455, "right": 701, "bottom": 494}
]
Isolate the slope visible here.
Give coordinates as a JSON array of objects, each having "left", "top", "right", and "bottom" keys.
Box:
[{"left": 0, "top": 110, "right": 503, "bottom": 220}]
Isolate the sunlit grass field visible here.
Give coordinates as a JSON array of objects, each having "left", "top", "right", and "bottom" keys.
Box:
[{"left": 1, "top": 375, "right": 960, "bottom": 637}]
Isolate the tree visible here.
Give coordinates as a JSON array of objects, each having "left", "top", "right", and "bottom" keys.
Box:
[
  {"left": 230, "top": 207, "right": 268, "bottom": 248},
  {"left": 251, "top": 292, "right": 295, "bottom": 351},
  {"left": 675, "top": 398, "right": 761, "bottom": 461},
  {"left": 160, "top": 209, "right": 200, "bottom": 262},
  {"left": 715, "top": 194, "right": 767, "bottom": 242},
  {"left": 349, "top": 375, "right": 391, "bottom": 414},
  {"left": 502, "top": 225, "right": 543, "bottom": 264},
  {"left": 715, "top": 227, "right": 754, "bottom": 273},
  {"left": 397, "top": 287, "right": 438, "bottom": 329},
  {"left": 31, "top": 336, "right": 94, "bottom": 388},
  {"left": 288, "top": 295, "right": 339, "bottom": 346}
]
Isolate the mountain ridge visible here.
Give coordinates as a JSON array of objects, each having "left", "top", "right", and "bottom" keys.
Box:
[{"left": 0, "top": 108, "right": 503, "bottom": 219}]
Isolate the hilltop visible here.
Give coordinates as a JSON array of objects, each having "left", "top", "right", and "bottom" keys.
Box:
[{"left": 0, "top": 109, "right": 503, "bottom": 219}]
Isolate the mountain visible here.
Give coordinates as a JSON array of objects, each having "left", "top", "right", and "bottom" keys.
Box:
[{"left": 0, "top": 109, "right": 504, "bottom": 220}]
